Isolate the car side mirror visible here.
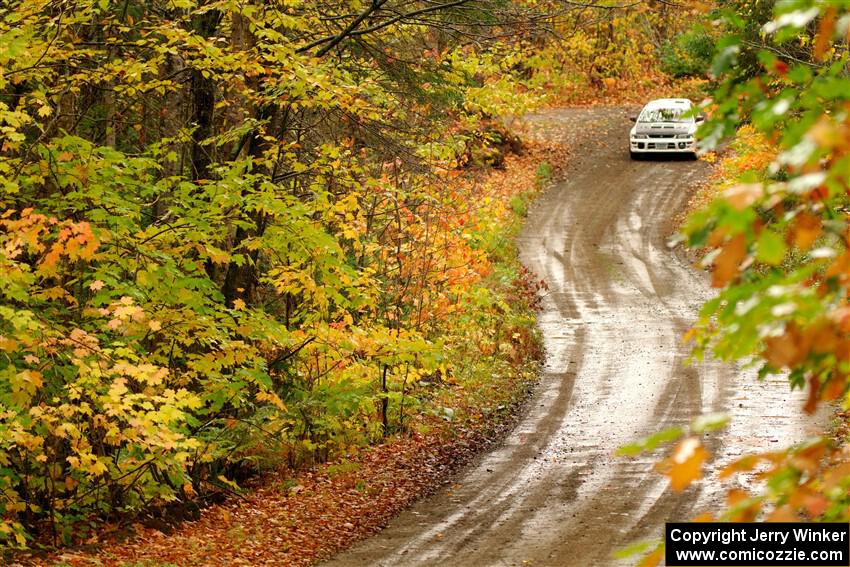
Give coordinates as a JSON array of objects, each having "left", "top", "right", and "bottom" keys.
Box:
[
  {"left": 629, "top": 116, "right": 638, "bottom": 122},
  {"left": 696, "top": 114, "right": 706, "bottom": 123}
]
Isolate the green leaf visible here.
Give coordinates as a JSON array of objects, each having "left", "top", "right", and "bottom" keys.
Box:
[
  {"left": 756, "top": 230, "right": 787, "bottom": 265},
  {"left": 613, "top": 540, "right": 658, "bottom": 560},
  {"left": 617, "top": 427, "right": 684, "bottom": 457},
  {"left": 691, "top": 412, "right": 730, "bottom": 434}
]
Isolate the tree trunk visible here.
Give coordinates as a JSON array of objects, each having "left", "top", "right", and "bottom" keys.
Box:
[{"left": 189, "top": 10, "right": 220, "bottom": 181}]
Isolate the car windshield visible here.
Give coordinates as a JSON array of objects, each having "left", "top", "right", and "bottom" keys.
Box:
[{"left": 638, "top": 107, "right": 692, "bottom": 123}]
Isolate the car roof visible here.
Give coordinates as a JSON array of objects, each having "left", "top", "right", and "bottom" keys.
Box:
[{"left": 643, "top": 98, "right": 692, "bottom": 110}]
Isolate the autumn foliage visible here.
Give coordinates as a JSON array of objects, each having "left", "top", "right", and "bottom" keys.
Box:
[
  {"left": 0, "top": 0, "right": 735, "bottom": 555},
  {"left": 627, "top": 2, "right": 850, "bottom": 563},
  {"left": 546, "top": 2, "right": 714, "bottom": 105},
  {"left": 0, "top": 0, "right": 565, "bottom": 548},
  {"left": 595, "top": 4, "right": 850, "bottom": 565}
]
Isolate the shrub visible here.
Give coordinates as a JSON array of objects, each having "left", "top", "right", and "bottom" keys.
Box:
[{"left": 660, "top": 25, "right": 716, "bottom": 78}]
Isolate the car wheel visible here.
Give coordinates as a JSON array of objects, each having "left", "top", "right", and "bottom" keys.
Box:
[
  {"left": 630, "top": 151, "right": 641, "bottom": 160},
  {"left": 690, "top": 152, "right": 699, "bottom": 161}
]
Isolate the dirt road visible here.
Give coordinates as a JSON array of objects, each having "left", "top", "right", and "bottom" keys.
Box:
[{"left": 323, "top": 107, "right": 823, "bottom": 566}]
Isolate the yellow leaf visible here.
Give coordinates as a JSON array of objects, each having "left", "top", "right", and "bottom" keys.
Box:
[
  {"left": 87, "top": 459, "right": 108, "bottom": 476},
  {"left": 29, "top": 370, "right": 42, "bottom": 388}
]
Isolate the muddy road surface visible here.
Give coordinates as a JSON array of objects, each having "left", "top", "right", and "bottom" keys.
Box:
[{"left": 323, "top": 107, "right": 823, "bottom": 567}]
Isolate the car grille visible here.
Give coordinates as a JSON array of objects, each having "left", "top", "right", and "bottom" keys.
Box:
[{"left": 647, "top": 143, "right": 678, "bottom": 149}]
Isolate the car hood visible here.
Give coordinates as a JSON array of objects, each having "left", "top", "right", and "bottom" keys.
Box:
[{"left": 634, "top": 122, "right": 694, "bottom": 136}]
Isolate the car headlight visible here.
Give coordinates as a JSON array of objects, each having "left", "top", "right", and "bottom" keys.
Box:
[
  {"left": 675, "top": 134, "right": 693, "bottom": 139},
  {"left": 632, "top": 134, "right": 647, "bottom": 139}
]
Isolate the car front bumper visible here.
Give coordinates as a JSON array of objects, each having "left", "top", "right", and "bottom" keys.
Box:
[{"left": 630, "top": 138, "right": 695, "bottom": 152}]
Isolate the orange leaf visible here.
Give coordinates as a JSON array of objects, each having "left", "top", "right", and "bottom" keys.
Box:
[
  {"left": 767, "top": 504, "right": 798, "bottom": 522},
  {"left": 790, "top": 488, "right": 828, "bottom": 518},
  {"left": 811, "top": 321, "right": 839, "bottom": 354},
  {"left": 772, "top": 59, "right": 789, "bottom": 75},
  {"left": 656, "top": 437, "right": 708, "bottom": 491},
  {"left": 39, "top": 246, "right": 62, "bottom": 272},
  {"left": 707, "top": 227, "right": 728, "bottom": 247},
  {"left": 790, "top": 213, "right": 821, "bottom": 251},
  {"left": 804, "top": 374, "right": 820, "bottom": 414},
  {"left": 790, "top": 442, "right": 826, "bottom": 475},
  {"left": 808, "top": 116, "right": 839, "bottom": 149},
  {"left": 764, "top": 331, "right": 801, "bottom": 369},
  {"left": 822, "top": 374, "right": 845, "bottom": 402},
  {"left": 720, "top": 455, "right": 761, "bottom": 479},
  {"left": 814, "top": 7, "right": 838, "bottom": 62},
  {"left": 727, "top": 488, "right": 761, "bottom": 521},
  {"left": 724, "top": 183, "right": 762, "bottom": 210},
  {"left": 637, "top": 548, "right": 663, "bottom": 567},
  {"left": 727, "top": 488, "right": 749, "bottom": 506},
  {"left": 712, "top": 234, "right": 747, "bottom": 288},
  {"left": 822, "top": 462, "right": 850, "bottom": 490},
  {"left": 803, "top": 494, "right": 828, "bottom": 518}
]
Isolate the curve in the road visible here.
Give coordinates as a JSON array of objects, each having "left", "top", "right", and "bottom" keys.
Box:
[{"left": 323, "top": 107, "right": 822, "bottom": 567}]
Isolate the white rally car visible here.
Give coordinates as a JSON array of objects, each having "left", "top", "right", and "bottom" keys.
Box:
[{"left": 629, "top": 98, "right": 702, "bottom": 159}]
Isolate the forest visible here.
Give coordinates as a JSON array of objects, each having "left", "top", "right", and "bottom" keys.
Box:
[{"left": 3, "top": 0, "right": 850, "bottom": 565}]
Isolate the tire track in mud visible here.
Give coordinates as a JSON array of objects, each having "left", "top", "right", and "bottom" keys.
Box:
[{"left": 323, "top": 107, "right": 824, "bottom": 567}]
